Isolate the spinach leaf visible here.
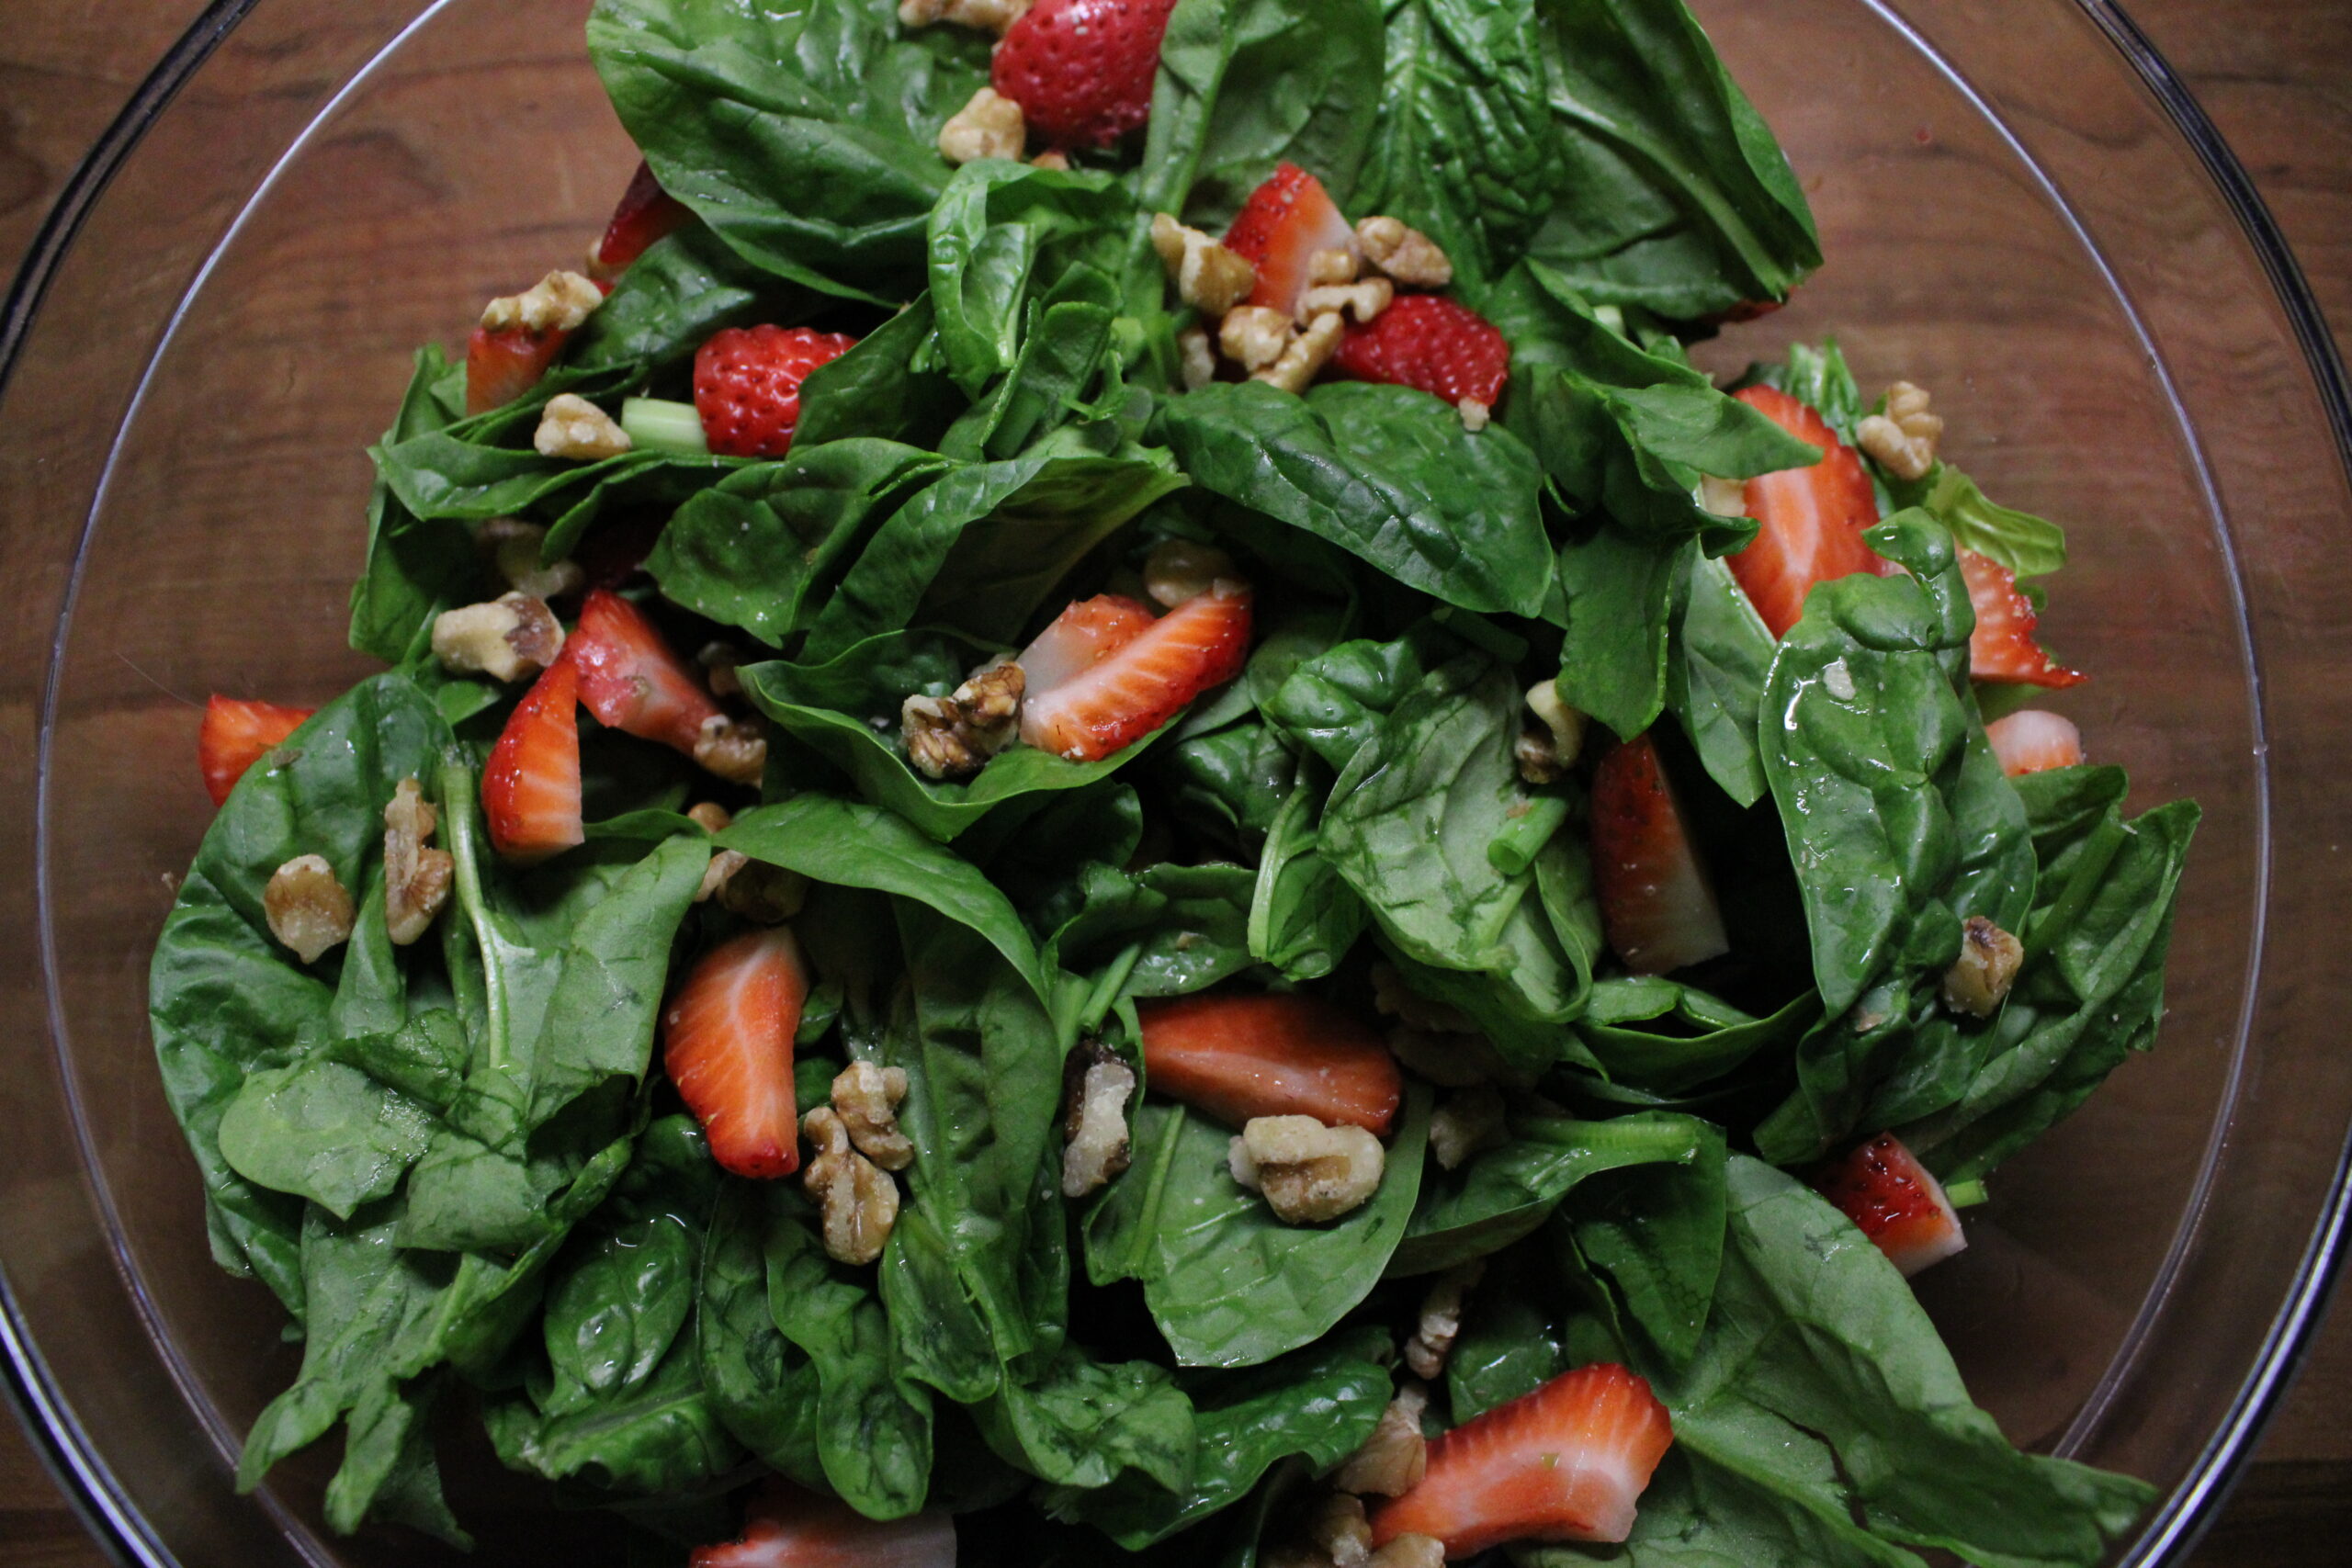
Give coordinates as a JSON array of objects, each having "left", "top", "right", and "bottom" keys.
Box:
[
  {"left": 1885, "top": 462, "right": 2067, "bottom": 579},
  {"left": 1248, "top": 752, "right": 1369, "bottom": 983},
  {"left": 793, "top": 295, "right": 965, "bottom": 451},
  {"left": 348, "top": 347, "right": 485, "bottom": 663},
  {"left": 218, "top": 1050, "right": 437, "bottom": 1223},
  {"left": 1084, "top": 1089, "right": 1430, "bottom": 1367},
  {"left": 940, "top": 264, "right": 1132, "bottom": 462},
  {"left": 1261, "top": 619, "right": 1463, "bottom": 769},
  {"left": 1517, "top": 1447, "right": 1927, "bottom": 1568},
  {"left": 1747, "top": 339, "right": 1864, "bottom": 441},
  {"left": 697, "top": 1182, "right": 824, "bottom": 1492},
  {"left": 569, "top": 217, "right": 815, "bottom": 375},
  {"left": 1577, "top": 983, "right": 1817, "bottom": 1095},
  {"left": 1446, "top": 1258, "right": 1566, "bottom": 1422},
  {"left": 1668, "top": 551, "right": 1778, "bottom": 806},
  {"left": 927, "top": 159, "right": 1134, "bottom": 395},
  {"left": 1044, "top": 861, "right": 1260, "bottom": 1001},
  {"left": 977, "top": 1347, "right": 1197, "bottom": 1493},
  {"left": 1153, "top": 719, "right": 1296, "bottom": 856},
  {"left": 1546, "top": 524, "right": 1691, "bottom": 742},
  {"left": 1562, "top": 1117, "right": 1729, "bottom": 1369},
  {"left": 1159, "top": 380, "right": 1552, "bottom": 617}
]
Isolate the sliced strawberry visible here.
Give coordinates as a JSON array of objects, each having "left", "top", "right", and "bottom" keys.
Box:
[
  {"left": 466, "top": 324, "right": 568, "bottom": 416},
  {"left": 1984, "top": 708, "right": 2085, "bottom": 778},
  {"left": 664, "top": 927, "right": 809, "bottom": 1180},
  {"left": 689, "top": 1480, "right": 955, "bottom": 1568},
  {"left": 569, "top": 589, "right": 722, "bottom": 755},
  {"left": 1726, "top": 385, "right": 1880, "bottom": 637},
  {"left": 482, "top": 658, "right": 583, "bottom": 863},
  {"left": 1960, "top": 548, "right": 2086, "bottom": 688},
  {"left": 1330, "top": 294, "right": 1511, "bottom": 408},
  {"left": 1012, "top": 592, "right": 1156, "bottom": 694},
  {"left": 991, "top": 0, "right": 1177, "bottom": 150},
  {"left": 591, "top": 161, "right": 691, "bottom": 283},
  {"left": 1589, "top": 735, "right": 1730, "bottom": 976},
  {"left": 1815, "top": 1132, "right": 1966, "bottom": 1278},
  {"left": 198, "top": 694, "right": 314, "bottom": 807},
  {"left": 1136, "top": 993, "right": 1402, "bottom": 1134},
  {"left": 1017, "top": 582, "right": 1250, "bottom": 761},
  {"left": 693, "top": 324, "right": 860, "bottom": 459},
  {"left": 1370, "top": 1363, "right": 1675, "bottom": 1554},
  {"left": 1223, "top": 163, "right": 1360, "bottom": 318}
]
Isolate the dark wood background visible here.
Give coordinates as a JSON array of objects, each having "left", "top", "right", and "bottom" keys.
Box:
[{"left": 0, "top": 0, "right": 2344, "bottom": 1562}]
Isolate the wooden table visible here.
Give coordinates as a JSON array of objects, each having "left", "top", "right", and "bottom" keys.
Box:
[{"left": 0, "top": 1, "right": 2344, "bottom": 1562}]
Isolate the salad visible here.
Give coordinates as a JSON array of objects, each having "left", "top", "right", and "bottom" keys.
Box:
[{"left": 149, "top": 0, "right": 2199, "bottom": 1562}]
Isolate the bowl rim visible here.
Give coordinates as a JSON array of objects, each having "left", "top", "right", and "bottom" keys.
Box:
[{"left": 1, "top": 2, "right": 2347, "bottom": 1565}]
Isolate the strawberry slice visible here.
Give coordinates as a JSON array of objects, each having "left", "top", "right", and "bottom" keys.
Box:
[
  {"left": 689, "top": 1480, "right": 956, "bottom": 1568},
  {"left": 1726, "top": 385, "right": 1881, "bottom": 637},
  {"left": 693, "top": 324, "right": 859, "bottom": 459},
  {"left": 663, "top": 927, "right": 809, "bottom": 1180},
  {"left": 198, "top": 694, "right": 314, "bottom": 807},
  {"left": 482, "top": 657, "right": 584, "bottom": 863},
  {"left": 590, "top": 161, "right": 692, "bottom": 283},
  {"left": 1815, "top": 1132, "right": 1966, "bottom": 1277},
  {"left": 1136, "top": 993, "right": 1402, "bottom": 1135},
  {"left": 1984, "top": 708, "right": 2085, "bottom": 778},
  {"left": 466, "top": 324, "right": 568, "bottom": 417},
  {"left": 1370, "top": 1363, "right": 1675, "bottom": 1554},
  {"left": 1011, "top": 592, "right": 1156, "bottom": 694},
  {"left": 1017, "top": 582, "right": 1250, "bottom": 761},
  {"left": 1960, "top": 548, "right": 2086, "bottom": 688},
  {"left": 1589, "top": 734, "right": 1730, "bottom": 976},
  {"left": 991, "top": 0, "right": 1177, "bottom": 150},
  {"left": 1223, "top": 163, "right": 1360, "bottom": 318},
  {"left": 1330, "top": 294, "right": 1511, "bottom": 408},
  {"left": 569, "top": 589, "right": 722, "bottom": 755}
]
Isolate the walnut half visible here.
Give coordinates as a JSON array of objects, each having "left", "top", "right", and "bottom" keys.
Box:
[
  {"left": 264, "top": 854, "right": 355, "bottom": 964},
  {"left": 1354, "top": 216, "right": 1453, "bottom": 288},
  {"left": 535, "top": 394, "right": 631, "bottom": 461},
  {"left": 1229, "top": 1115, "right": 1385, "bottom": 1224},
  {"left": 695, "top": 714, "right": 768, "bottom": 786},
  {"left": 1151, "top": 213, "right": 1258, "bottom": 317},
  {"left": 802, "top": 1106, "right": 899, "bottom": 1265},
  {"left": 1856, "top": 379, "right": 1945, "bottom": 481},
  {"left": 939, "top": 87, "right": 1024, "bottom": 164},
  {"left": 832, "top": 1062, "right": 913, "bottom": 1171},
  {"left": 1060, "top": 1043, "right": 1136, "bottom": 1199},
  {"left": 480, "top": 270, "right": 604, "bottom": 335},
  {"left": 903, "top": 660, "right": 1024, "bottom": 780},
  {"left": 383, "top": 777, "right": 455, "bottom": 947},
  {"left": 1942, "top": 914, "right": 2023, "bottom": 1017},
  {"left": 431, "top": 592, "right": 564, "bottom": 683},
  {"left": 1334, "top": 1384, "right": 1429, "bottom": 1497}
]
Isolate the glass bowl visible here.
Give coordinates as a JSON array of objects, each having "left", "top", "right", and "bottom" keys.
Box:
[{"left": 2, "top": 0, "right": 2347, "bottom": 1562}]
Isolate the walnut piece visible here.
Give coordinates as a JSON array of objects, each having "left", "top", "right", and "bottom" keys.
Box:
[
  {"left": 382, "top": 778, "right": 455, "bottom": 947},
  {"left": 1229, "top": 1115, "right": 1385, "bottom": 1224},
  {"left": 1178, "top": 325, "right": 1217, "bottom": 391},
  {"left": 697, "top": 847, "right": 748, "bottom": 905},
  {"left": 1307, "top": 1492, "right": 1373, "bottom": 1567},
  {"left": 695, "top": 714, "right": 768, "bottom": 785},
  {"left": 1144, "top": 537, "right": 1238, "bottom": 609},
  {"left": 1220, "top": 305, "right": 1296, "bottom": 373},
  {"left": 939, "top": 87, "right": 1024, "bottom": 164},
  {"left": 900, "top": 0, "right": 1031, "bottom": 31},
  {"left": 1699, "top": 473, "right": 1748, "bottom": 518},
  {"left": 1306, "top": 247, "right": 1360, "bottom": 287},
  {"left": 480, "top": 269, "right": 604, "bottom": 335},
  {"left": 1368, "top": 1537, "right": 1444, "bottom": 1568},
  {"left": 802, "top": 1107, "right": 899, "bottom": 1265},
  {"left": 1060, "top": 1043, "right": 1137, "bottom": 1199},
  {"left": 1297, "top": 276, "right": 1393, "bottom": 327},
  {"left": 687, "top": 802, "right": 732, "bottom": 834},
  {"left": 1942, "top": 914, "right": 2024, "bottom": 1017},
  {"left": 535, "top": 393, "right": 632, "bottom": 461},
  {"left": 1457, "top": 396, "right": 1491, "bottom": 433},
  {"left": 1403, "top": 1259, "right": 1486, "bottom": 1380},
  {"left": 719, "top": 859, "right": 807, "bottom": 924},
  {"left": 1856, "top": 379, "right": 1944, "bottom": 481},
  {"left": 481, "top": 517, "right": 583, "bottom": 601},
  {"left": 264, "top": 854, "right": 355, "bottom": 964},
  {"left": 431, "top": 592, "right": 564, "bottom": 683},
  {"left": 1031, "top": 149, "right": 1070, "bottom": 171},
  {"left": 902, "top": 660, "right": 1025, "bottom": 781},
  {"left": 1335, "top": 1385, "right": 1429, "bottom": 1497},
  {"left": 1256, "top": 310, "right": 1346, "bottom": 394},
  {"left": 1354, "top": 216, "right": 1453, "bottom": 288},
  {"left": 1514, "top": 678, "right": 1586, "bottom": 784},
  {"left": 1150, "top": 213, "right": 1259, "bottom": 317},
  {"left": 1427, "top": 1087, "right": 1508, "bottom": 1173},
  {"left": 832, "top": 1062, "right": 914, "bottom": 1171},
  {"left": 698, "top": 643, "right": 743, "bottom": 699}
]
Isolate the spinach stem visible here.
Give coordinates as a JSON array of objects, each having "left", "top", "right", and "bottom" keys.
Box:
[
  {"left": 1944, "top": 1179, "right": 1990, "bottom": 1210},
  {"left": 620, "top": 396, "right": 710, "bottom": 457},
  {"left": 435, "top": 752, "right": 513, "bottom": 1068},
  {"left": 1079, "top": 942, "right": 1144, "bottom": 1034}
]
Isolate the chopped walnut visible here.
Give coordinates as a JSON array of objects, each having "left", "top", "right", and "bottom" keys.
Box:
[
  {"left": 1307, "top": 1492, "right": 1373, "bottom": 1567},
  {"left": 694, "top": 715, "right": 767, "bottom": 785},
  {"left": 1229, "top": 1115, "right": 1385, "bottom": 1224},
  {"left": 1368, "top": 1536, "right": 1444, "bottom": 1568},
  {"left": 431, "top": 592, "right": 564, "bottom": 683},
  {"left": 535, "top": 393, "right": 631, "bottom": 461},
  {"left": 1306, "top": 247, "right": 1360, "bottom": 287},
  {"left": 1178, "top": 325, "right": 1217, "bottom": 391},
  {"left": 1151, "top": 212, "right": 1259, "bottom": 316},
  {"left": 1856, "top": 379, "right": 1944, "bottom": 482},
  {"left": 1143, "top": 537, "right": 1238, "bottom": 609},
  {"left": 1256, "top": 310, "right": 1345, "bottom": 394},
  {"left": 1297, "top": 276, "right": 1393, "bottom": 327},
  {"left": 1514, "top": 678, "right": 1585, "bottom": 784},
  {"left": 1060, "top": 1043, "right": 1136, "bottom": 1198},
  {"left": 687, "top": 802, "right": 732, "bottom": 834},
  {"left": 902, "top": 660, "right": 1024, "bottom": 780},
  {"left": 481, "top": 517, "right": 583, "bottom": 601},
  {"left": 1699, "top": 473, "right": 1748, "bottom": 518},
  {"left": 1943, "top": 915, "right": 2024, "bottom": 1017},
  {"left": 900, "top": 0, "right": 1031, "bottom": 31},
  {"left": 480, "top": 269, "right": 604, "bottom": 335},
  {"left": 1457, "top": 396, "right": 1490, "bottom": 433},
  {"left": 1354, "top": 216, "right": 1452, "bottom": 288},
  {"left": 1403, "top": 1260, "right": 1485, "bottom": 1380},
  {"left": 1031, "top": 149, "right": 1070, "bottom": 171},
  {"left": 697, "top": 643, "right": 744, "bottom": 699},
  {"left": 939, "top": 87, "right": 1024, "bottom": 164},
  {"left": 1335, "top": 1385, "right": 1429, "bottom": 1497},
  {"left": 802, "top": 1107, "right": 899, "bottom": 1265},
  {"left": 1220, "top": 305, "right": 1296, "bottom": 374},
  {"left": 264, "top": 854, "right": 355, "bottom": 964},
  {"left": 1427, "top": 1087, "right": 1508, "bottom": 1172},
  {"left": 718, "top": 859, "right": 807, "bottom": 923},
  {"left": 382, "top": 778, "right": 454, "bottom": 947},
  {"left": 832, "top": 1062, "right": 914, "bottom": 1171},
  {"left": 1371, "top": 964, "right": 1476, "bottom": 1035},
  {"left": 696, "top": 848, "right": 749, "bottom": 904}
]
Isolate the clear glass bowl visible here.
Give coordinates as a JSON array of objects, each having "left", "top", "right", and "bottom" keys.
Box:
[{"left": 1, "top": 0, "right": 2346, "bottom": 1563}]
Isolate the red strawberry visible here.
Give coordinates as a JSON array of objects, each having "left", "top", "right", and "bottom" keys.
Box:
[
  {"left": 466, "top": 324, "right": 568, "bottom": 417},
  {"left": 1370, "top": 1363, "right": 1675, "bottom": 1554},
  {"left": 1589, "top": 734, "right": 1730, "bottom": 976},
  {"left": 1223, "top": 163, "right": 1360, "bottom": 318},
  {"left": 1017, "top": 582, "right": 1250, "bottom": 761},
  {"left": 1011, "top": 592, "right": 1156, "bottom": 694},
  {"left": 1137, "top": 993, "right": 1403, "bottom": 1135},
  {"left": 991, "top": 0, "right": 1177, "bottom": 150},
  {"left": 694, "top": 325, "right": 859, "bottom": 459},
  {"left": 1815, "top": 1132, "right": 1966, "bottom": 1278},
  {"left": 690, "top": 1481, "right": 956, "bottom": 1568},
  {"left": 663, "top": 927, "right": 809, "bottom": 1180},
  {"left": 482, "top": 658, "right": 583, "bottom": 863},
  {"left": 1330, "top": 294, "right": 1510, "bottom": 408},
  {"left": 1984, "top": 708, "right": 2085, "bottom": 778},
  {"left": 1726, "top": 386, "right": 1881, "bottom": 637},
  {"left": 198, "top": 695, "right": 314, "bottom": 807},
  {"left": 1960, "top": 548, "right": 2086, "bottom": 688},
  {"left": 590, "top": 161, "right": 692, "bottom": 283},
  {"left": 569, "top": 589, "right": 722, "bottom": 756}
]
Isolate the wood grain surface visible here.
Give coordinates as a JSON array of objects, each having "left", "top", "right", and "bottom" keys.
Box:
[{"left": 0, "top": 0, "right": 2346, "bottom": 1562}]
